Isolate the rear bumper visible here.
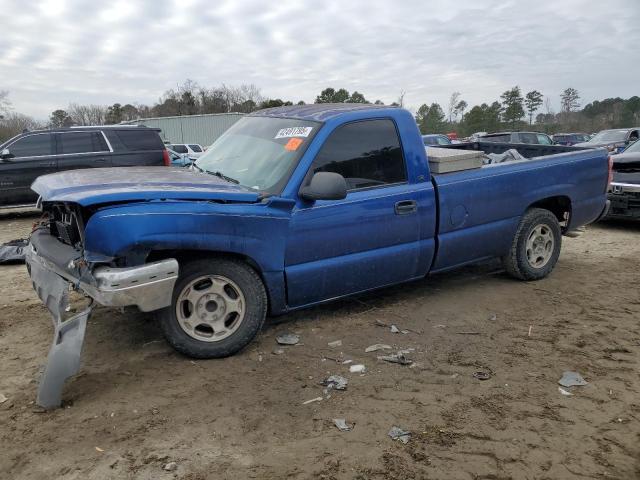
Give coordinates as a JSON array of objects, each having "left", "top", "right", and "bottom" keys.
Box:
[{"left": 26, "top": 229, "right": 178, "bottom": 312}]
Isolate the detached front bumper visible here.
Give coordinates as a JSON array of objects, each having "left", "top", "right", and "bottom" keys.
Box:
[{"left": 25, "top": 229, "right": 179, "bottom": 408}]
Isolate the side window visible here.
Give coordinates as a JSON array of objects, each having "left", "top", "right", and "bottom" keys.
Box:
[
  {"left": 172, "top": 144, "right": 188, "bottom": 153},
  {"left": 629, "top": 130, "right": 639, "bottom": 142},
  {"left": 312, "top": 119, "right": 407, "bottom": 191},
  {"left": 188, "top": 144, "right": 203, "bottom": 152},
  {"left": 115, "top": 130, "right": 164, "bottom": 151},
  {"left": 537, "top": 134, "right": 552, "bottom": 145},
  {"left": 519, "top": 133, "right": 538, "bottom": 144},
  {"left": 59, "top": 131, "right": 108, "bottom": 154},
  {"left": 8, "top": 134, "right": 53, "bottom": 158}
]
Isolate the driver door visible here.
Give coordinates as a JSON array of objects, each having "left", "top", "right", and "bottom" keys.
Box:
[{"left": 284, "top": 119, "right": 428, "bottom": 307}]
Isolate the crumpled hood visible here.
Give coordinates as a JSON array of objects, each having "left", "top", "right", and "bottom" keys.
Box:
[{"left": 31, "top": 167, "right": 260, "bottom": 206}]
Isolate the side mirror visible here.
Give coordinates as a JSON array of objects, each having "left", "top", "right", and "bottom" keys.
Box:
[
  {"left": 0, "top": 148, "right": 11, "bottom": 160},
  {"left": 300, "top": 172, "right": 347, "bottom": 201}
]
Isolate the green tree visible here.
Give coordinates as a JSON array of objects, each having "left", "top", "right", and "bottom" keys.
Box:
[
  {"left": 315, "top": 87, "right": 350, "bottom": 103},
  {"left": 500, "top": 86, "right": 524, "bottom": 128},
  {"left": 259, "top": 99, "right": 293, "bottom": 109},
  {"left": 454, "top": 100, "right": 468, "bottom": 121},
  {"left": 463, "top": 104, "right": 487, "bottom": 134},
  {"left": 346, "top": 91, "right": 368, "bottom": 103},
  {"left": 560, "top": 87, "right": 580, "bottom": 113},
  {"left": 415, "top": 103, "right": 446, "bottom": 133},
  {"left": 486, "top": 101, "right": 503, "bottom": 132},
  {"left": 49, "top": 109, "right": 73, "bottom": 128},
  {"left": 106, "top": 103, "right": 123, "bottom": 124},
  {"left": 524, "top": 90, "right": 543, "bottom": 125}
]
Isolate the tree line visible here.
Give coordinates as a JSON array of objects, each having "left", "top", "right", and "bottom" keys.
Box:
[{"left": 1, "top": 82, "right": 639, "bottom": 143}]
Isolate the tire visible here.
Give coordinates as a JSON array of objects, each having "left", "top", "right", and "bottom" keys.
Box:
[
  {"left": 502, "top": 208, "right": 562, "bottom": 281},
  {"left": 157, "top": 257, "right": 267, "bottom": 358}
]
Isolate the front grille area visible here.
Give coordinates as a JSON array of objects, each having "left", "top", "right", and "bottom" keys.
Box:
[{"left": 47, "top": 203, "right": 85, "bottom": 247}]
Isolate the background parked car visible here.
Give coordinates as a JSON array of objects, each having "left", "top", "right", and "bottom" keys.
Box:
[
  {"left": 0, "top": 126, "right": 168, "bottom": 207},
  {"left": 170, "top": 143, "right": 205, "bottom": 159},
  {"left": 167, "top": 148, "right": 196, "bottom": 167},
  {"left": 574, "top": 128, "right": 640, "bottom": 153},
  {"left": 478, "top": 131, "right": 554, "bottom": 145},
  {"left": 552, "top": 133, "right": 591, "bottom": 146},
  {"left": 606, "top": 139, "right": 640, "bottom": 220},
  {"left": 422, "top": 134, "right": 452, "bottom": 146}
]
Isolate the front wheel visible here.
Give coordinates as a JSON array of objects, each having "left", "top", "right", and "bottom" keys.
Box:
[
  {"left": 503, "top": 208, "right": 562, "bottom": 281},
  {"left": 157, "top": 258, "right": 267, "bottom": 358}
]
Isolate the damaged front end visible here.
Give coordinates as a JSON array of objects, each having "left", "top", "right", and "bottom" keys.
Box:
[{"left": 26, "top": 202, "right": 178, "bottom": 409}]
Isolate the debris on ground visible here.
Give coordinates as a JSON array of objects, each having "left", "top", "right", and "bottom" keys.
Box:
[
  {"left": 0, "top": 238, "right": 27, "bottom": 264},
  {"left": 456, "top": 331, "right": 481, "bottom": 335},
  {"left": 163, "top": 462, "right": 178, "bottom": 472},
  {"left": 327, "top": 340, "right": 342, "bottom": 347},
  {"left": 558, "top": 371, "right": 588, "bottom": 387},
  {"left": 472, "top": 371, "right": 492, "bottom": 380},
  {"left": 302, "top": 397, "right": 323, "bottom": 405},
  {"left": 365, "top": 344, "right": 392, "bottom": 353},
  {"left": 342, "top": 359, "right": 353, "bottom": 365},
  {"left": 276, "top": 333, "right": 300, "bottom": 345},
  {"left": 374, "top": 319, "right": 421, "bottom": 335},
  {"left": 272, "top": 348, "right": 284, "bottom": 355},
  {"left": 0, "top": 393, "right": 7, "bottom": 404},
  {"left": 488, "top": 314, "right": 497, "bottom": 321},
  {"left": 333, "top": 418, "right": 353, "bottom": 431},
  {"left": 377, "top": 353, "right": 413, "bottom": 365},
  {"left": 388, "top": 426, "right": 411, "bottom": 444},
  {"left": 349, "top": 364, "right": 366, "bottom": 373},
  {"left": 95, "top": 447, "right": 104, "bottom": 453},
  {"left": 321, "top": 375, "right": 348, "bottom": 391},
  {"left": 558, "top": 387, "right": 573, "bottom": 396}
]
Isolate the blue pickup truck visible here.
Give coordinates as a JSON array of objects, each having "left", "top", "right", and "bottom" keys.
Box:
[{"left": 25, "top": 104, "right": 610, "bottom": 407}]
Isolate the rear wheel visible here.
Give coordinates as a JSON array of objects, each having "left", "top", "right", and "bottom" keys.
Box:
[
  {"left": 503, "top": 208, "right": 562, "bottom": 281},
  {"left": 158, "top": 258, "right": 267, "bottom": 358}
]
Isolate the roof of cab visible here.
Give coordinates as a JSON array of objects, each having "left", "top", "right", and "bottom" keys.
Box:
[{"left": 249, "top": 103, "right": 395, "bottom": 122}]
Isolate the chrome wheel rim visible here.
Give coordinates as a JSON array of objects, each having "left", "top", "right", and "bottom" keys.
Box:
[
  {"left": 525, "top": 224, "right": 555, "bottom": 269},
  {"left": 175, "top": 275, "right": 245, "bottom": 342}
]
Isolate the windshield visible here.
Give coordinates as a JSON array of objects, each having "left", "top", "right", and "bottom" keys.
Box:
[
  {"left": 196, "top": 116, "right": 320, "bottom": 193},
  {"left": 590, "top": 130, "right": 628, "bottom": 143},
  {"left": 624, "top": 140, "right": 640, "bottom": 153}
]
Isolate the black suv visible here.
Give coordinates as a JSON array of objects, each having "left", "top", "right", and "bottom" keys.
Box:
[{"left": 0, "top": 126, "right": 169, "bottom": 207}]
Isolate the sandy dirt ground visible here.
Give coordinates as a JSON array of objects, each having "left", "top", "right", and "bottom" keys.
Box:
[{"left": 0, "top": 211, "right": 639, "bottom": 480}]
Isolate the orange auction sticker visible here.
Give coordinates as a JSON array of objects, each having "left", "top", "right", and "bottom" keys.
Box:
[{"left": 284, "top": 138, "right": 304, "bottom": 151}]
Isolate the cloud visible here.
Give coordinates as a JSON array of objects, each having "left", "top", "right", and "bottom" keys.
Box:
[{"left": 0, "top": 0, "right": 638, "bottom": 118}]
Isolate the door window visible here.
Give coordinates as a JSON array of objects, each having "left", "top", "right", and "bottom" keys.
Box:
[
  {"left": 59, "top": 131, "right": 108, "bottom": 154},
  {"left": 536, "top": 134, "right": 552, "bottom": 145},
  {"left": 172, "top": 144, "right": 188, "bottom": 153},
  {"left": 311, "top": 119, "right": 407, "bottom": 191},
  {"left": 188, "top": 144, "right": 203, "bottom": 152},
  {"left": 8, "top": 134, "right": 53, "bottom": 158}
]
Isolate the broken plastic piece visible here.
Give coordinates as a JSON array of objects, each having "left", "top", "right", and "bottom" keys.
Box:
[
  {"left": 0, "top": 238, "right": 27, "bottom": 263},
  {"left": 558, "top": 371, "right": 588, "bottom": 387},
  {"left": 327, "top": 340, "right": 342, "bottom": 347},
  {"left": 365, "top": 344, "right": 392, "bottom": 353},
  {"left": 333, "top": 418, "right": 353, "bottom": 431},
  {"left": 378, "top": 353, "right": 413, "bottom": 365},
  {"left": 321, "top": 375, "right": 348, "bottom": 391},
  {"left": 276, "top": 333, "right": 300, "bottom": 345},
  {"left": 558, "top": 387, "right": 573, "bottom": 396},
  {"left": 472, "top": 371, "right": 492, "bottom": 381},
  {"left": 302, "top": 397, "right": 323, "bottom": 405},
  {"left": 349, "top": 364, "right": 366, "bottom": 373},
  {"left": 388, "top": 426, "right": 411, "bottom": 444}
]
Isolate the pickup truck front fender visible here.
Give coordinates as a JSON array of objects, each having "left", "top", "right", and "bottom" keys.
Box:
[{"left": 83, "top": 200, "right": 294, "bottom": 313}]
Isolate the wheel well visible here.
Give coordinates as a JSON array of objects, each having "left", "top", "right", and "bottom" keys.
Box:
[
  {"left": 145, "top": 249, "right": 269, "bottom": 307},
  {"left": 528, "top": 196, "right": 571, "bottom": 226}
]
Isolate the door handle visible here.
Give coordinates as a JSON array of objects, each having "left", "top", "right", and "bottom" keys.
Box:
[
  {"left": 95, "top": 158, "right": 107, "bottom": 163},
  {"left": 394, "top": 200, "right": 417, "bottom": 215},
  {"left": 38, "top": 161, "right": 56, "bottom": 167}
]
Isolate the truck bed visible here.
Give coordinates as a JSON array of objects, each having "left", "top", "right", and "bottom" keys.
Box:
[
  {"left": 428, "top": 145, "right": 608, "bottom": 272},
  {"left": 437, "top": 141, "right": 588, "bottom": 159}
]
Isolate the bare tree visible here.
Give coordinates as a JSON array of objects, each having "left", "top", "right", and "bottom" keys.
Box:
[
  {"left": 0, "top": 112, "right": 42, "bottom": 142},
  {"left": 68, "top": 103, "right": 108, "bottom": 125},
  {"left": 0, "top": 90, "right": 11, "bottom": 119},
  {"left": 448, "top": 92, "right": 461, "bottom": 122},
  {"left": 397, "top": 90, "right": 406, "bottom": 108}
]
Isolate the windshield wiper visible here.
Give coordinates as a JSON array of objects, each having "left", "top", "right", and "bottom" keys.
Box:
[{"left": 191, "top": 164, "right": 240, "bottom": 184}]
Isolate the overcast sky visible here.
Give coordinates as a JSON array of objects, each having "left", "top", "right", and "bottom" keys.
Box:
[{"left": 1, "top": 0, "right": 638, "bottom": 119}]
